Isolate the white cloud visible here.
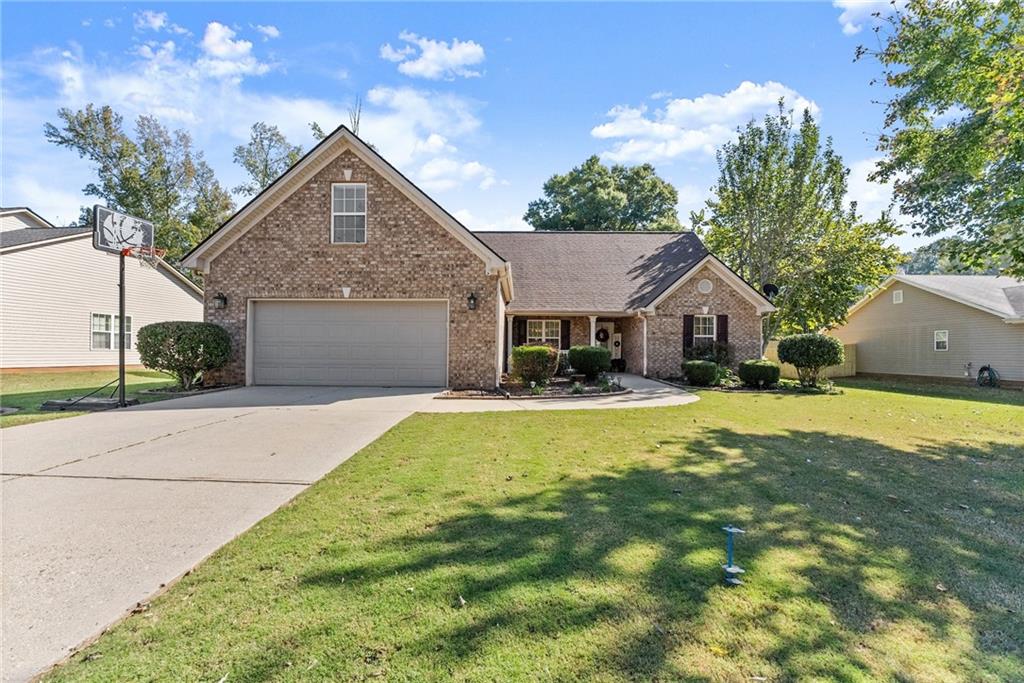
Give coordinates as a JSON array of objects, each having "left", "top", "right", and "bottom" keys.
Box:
[
  {"left": 254, "top": 24, "right": 280, "bottom": 40},
  {"left": 81, "top": 18, "right": 92, "bottom": 27},
  {"left": 133, "top": 10, "right": 188, "bottom": 36},
  {"left": 846, "top": 156, "right": 896, "bottom": 221},
  {"left": 103, "top": 18, "right": 116, "bottom": 29},
  {"left": 134, "top": 10, "right": 167, "bottom": 32},
  {"left": 418, "top": 158, "right": 496, "bottom": 191},
  {"left": 379, "top": 31, "right": 485, "bottom": 80},
  {"left": 592, "top": 80, "right": 820, "bottom": 163},
  {"left": 453, "top": 209, "right": 530, "bottom": 232},
  {"left": 833, "top": 0, "right": 904, "bottom": 35},
  {"left": 198, "top": 22, "right": 270, "bottom": 78},
  {"left": 2, "top": 39, "right": 497, "bottom": 219}
]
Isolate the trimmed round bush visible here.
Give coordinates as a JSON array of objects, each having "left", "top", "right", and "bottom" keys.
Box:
[
  {"left": 567, "top": 345, "right": 612, "bottom": 381},
  {"left": 511, "top": 345, "right": 558, "bottom": 385},
  {"left": 682, "top": 359, "right": 719, "bottom": 387},
  {"left": 738, "top": 359, "right": 781, "bottom": 388},
  {"left": 137, "top": 321, "right": 232, "bottom": 390},
  {"left": 777, "top": 333, "right": 844, "bottom": 387}
]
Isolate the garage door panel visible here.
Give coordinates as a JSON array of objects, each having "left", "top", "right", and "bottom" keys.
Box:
[{"left": 252, "top": 301, "right": 447, "bottom": 386}]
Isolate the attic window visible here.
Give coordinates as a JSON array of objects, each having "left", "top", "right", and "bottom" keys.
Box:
[
  {"left": 892, "top": 290, "right": 903, "bottom": 304},
  {"left": 331, "top": 183, "right": 366, "bottom": 244}
]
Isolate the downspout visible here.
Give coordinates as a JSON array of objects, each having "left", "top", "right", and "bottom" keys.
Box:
[{"left": 642, "top": 313, "right": 648, "bottom": 377}]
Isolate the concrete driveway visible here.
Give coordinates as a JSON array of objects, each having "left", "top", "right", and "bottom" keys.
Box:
[{"left": 1, "top": 375, "right": 694, "bottom": 681}]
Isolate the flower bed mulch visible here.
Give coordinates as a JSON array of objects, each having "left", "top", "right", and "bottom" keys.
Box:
[
  {"left": 140, "top": 384, "right": 237, "bottom": 397},
  {"left": 437, "top": 377, "right": 631, "bottom": 400},
  {"left": 657, "top": 376, "right": 838, "bottom": 395}
]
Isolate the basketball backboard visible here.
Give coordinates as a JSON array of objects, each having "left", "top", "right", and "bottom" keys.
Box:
[{"left": 93, "top": 206, "right": 154, "bottom": 254}]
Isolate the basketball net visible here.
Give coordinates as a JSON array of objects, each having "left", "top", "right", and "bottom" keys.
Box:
[{"left": 121, "top": 245, "right": 167, "bottom": 268}]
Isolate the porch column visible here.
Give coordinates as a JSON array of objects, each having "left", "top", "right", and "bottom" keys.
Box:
[
  {"left": 505, "top": 314, "right": 514, "bottom": 368},
  {"left": 642, "top": 315, "right": 648, "bottom": 376},
  {"left": 589, "top": 315, "right": 598, "bottom": 346}
]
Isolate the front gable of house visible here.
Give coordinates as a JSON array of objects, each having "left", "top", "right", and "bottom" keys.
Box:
[{"left": 199, "top": 134, "right": 505, "bottom": 389}]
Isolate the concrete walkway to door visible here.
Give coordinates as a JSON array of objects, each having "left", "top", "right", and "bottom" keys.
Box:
[{"left": 1, "top": 374, "right": 694, "bottom": 682}]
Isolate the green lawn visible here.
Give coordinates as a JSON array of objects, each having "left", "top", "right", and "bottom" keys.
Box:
[
  {"left": 0, "top": 368, "right": 177, "bottom": 428},
  {"left": 46, "top": 379, "right": 1023, "bottom": 682}
]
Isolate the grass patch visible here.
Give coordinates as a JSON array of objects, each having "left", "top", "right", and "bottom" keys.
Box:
[
  {"left": 0, "top": 368, "right": 176, "bottom": 428},
  {"left": 45, "top": 382, "right": 1023, "bottom": 681}
]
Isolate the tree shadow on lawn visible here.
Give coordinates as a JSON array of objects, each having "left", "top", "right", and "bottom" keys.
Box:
[{"left": 291, "top": 428, "right": 1022, "bottom": 682}]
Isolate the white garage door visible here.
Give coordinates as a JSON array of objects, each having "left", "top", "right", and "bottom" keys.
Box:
[{"left": 251, "top": 300, "right": 447, "bottom": 386}]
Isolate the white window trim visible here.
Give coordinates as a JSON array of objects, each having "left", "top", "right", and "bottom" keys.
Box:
[
  {"left": 694, "top": 314, "right": 716, "bottom": 342},
  {"left": 934, "top": 329, "right": 948, "bottom": 351},
  {"left": 330, "top": 182, "right": 368, "bottom": 245},
  {"left": 893, "top": 289, "right": 903, "bottom": 304},
  {"left": 526, "top": 319, "right": 562, "bottom": 349},
  {"left": 90, "top": 312, "right": 133, "bottom": 351}
]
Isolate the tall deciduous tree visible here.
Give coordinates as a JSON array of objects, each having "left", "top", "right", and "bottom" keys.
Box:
[
  {"left": 44, "top": 104, "right": 234, "bottom": 265},
  {"left": 524, "top": 156, "right": 681, "bottom": 231},
  {"left": 859, "top": 0, "right": 1024, "bottom": 277},
  {"left": 693, "top": 104, "right": 903, "bottom": 339},
  {"left": 232, "top": 122, "right": 303, "bottom": 196}
]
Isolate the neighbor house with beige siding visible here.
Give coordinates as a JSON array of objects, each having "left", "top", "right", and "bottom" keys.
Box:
[
  {"left": 832, "top": 274, "right": 1024, "bottom": 384},
  {"left": 1, "top": 207, "right": 203, "bottom": 369}
]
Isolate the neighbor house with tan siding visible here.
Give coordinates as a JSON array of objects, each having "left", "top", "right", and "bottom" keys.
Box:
[
  {"left": 832, "top": 274, "right": 1024, "bottom": 384},
  {"left": 181, "top": 126, "right": 774, "bottom": 389},
  {"left": 1, "top": 207, "right": 204, "bottom": 369}
]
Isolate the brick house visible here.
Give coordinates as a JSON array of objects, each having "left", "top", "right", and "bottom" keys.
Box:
[{"left": 183, "top": 126, "right": 774, "bottom": 388}]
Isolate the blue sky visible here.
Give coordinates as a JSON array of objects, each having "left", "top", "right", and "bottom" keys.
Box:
[{"left": 1, "top": 1, "right": 924, "bottom": 249}]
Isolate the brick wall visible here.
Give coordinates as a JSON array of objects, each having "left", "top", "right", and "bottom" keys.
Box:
[
  {"left": 645, "top": 264, "right": 763, "bottom": 377},
  {"left": 204, "top": 148, "right": 500, "bottom": 388},
  {"left": 619, "top": 316, "right": 644, "bottom": 374}
]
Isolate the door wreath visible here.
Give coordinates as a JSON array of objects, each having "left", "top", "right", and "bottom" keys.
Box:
[{"left": 595, "top": 328, "right": 610, "bottom": 343}]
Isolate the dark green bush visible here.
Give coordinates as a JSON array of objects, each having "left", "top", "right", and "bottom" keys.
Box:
[
  {"left": 567, "top": 345, "right": 612, "bottom": 381},
  {"left": 682, "top": 360, "right": 719, "bottom": 386},
  {"left": 737, "top": 359, "right": 781, "bottom": 388},
  {"left": 511, "top": 345, "right": 558, "bottom": 385},
  {"left": 136, "top": 321, "right": 232, "bottom": 390},
  {"left": 684, "top": 340, "right": 733, "bottom": 366},
  {"left": 777, "top": 333, "right": 844, "bottom": 387}
]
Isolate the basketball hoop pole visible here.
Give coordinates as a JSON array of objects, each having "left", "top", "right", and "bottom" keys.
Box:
[{"left": 118, "top": 249, "right": 127, "bottom": 407}]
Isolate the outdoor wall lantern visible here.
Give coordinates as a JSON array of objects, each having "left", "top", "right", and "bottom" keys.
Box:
[
  {"left": 467, "top": 292, "right": 478, "bottom": 310},
  {"left": 213, "top": 292, "right": 228, "bottom": 309}
]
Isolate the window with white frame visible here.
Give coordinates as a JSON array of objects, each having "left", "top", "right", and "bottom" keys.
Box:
[
  {"left": 694, "top": 315, "right": 716, "bottom": 342},
  {"left": 331, "top": 183, "right": 367, "bottom": 244},
  {"left": 934, "top": 330, "right": 948, "bottom": 351},
  {"left": 893, "top": 289, "right": 903, "bottom": 304},
  {"left": 527, "top": 319, "right": 561, "bottom": 349},
  {"left": 91, "top": 313, "right": 132, "bottom": 350}
]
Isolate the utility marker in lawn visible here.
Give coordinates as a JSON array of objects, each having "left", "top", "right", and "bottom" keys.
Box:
[{"left": 722, "top": 524, "right": 746, "bottom": 586}]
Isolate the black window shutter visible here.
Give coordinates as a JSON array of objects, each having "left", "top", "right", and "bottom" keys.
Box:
[
  {"left": 560, "top": 320, "right": 571, "bottom": 349},
  {"left": 683, "top": 315, "right": 695, "bottom": 350},
  {"left": 716, "top": 315, "right": 729, "bottom": 344},
  {"left": 513, "top": 318, "right": 527, "bottom": 346}
]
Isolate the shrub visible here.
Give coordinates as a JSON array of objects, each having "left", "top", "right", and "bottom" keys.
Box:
[
  {"left": 737, "top": 360, "right": 781, "bottom": 388},
  {"left": 511, "top": 345, "right": 558, "bottom": 385},
  {"left": 136, "top": 321, "right": 232, "bottom": 390},
  {"left": 568, "top": 345, "right": 612, "bottom": 381},
  {"left": 684, "top": 340, "right": 733, "bottom": 366},
  {"left": 682, "top": 360, "right": 719, "bottom": 387},
  {"left": 777, "top": 333, "right": 844, "bottom": 387}
]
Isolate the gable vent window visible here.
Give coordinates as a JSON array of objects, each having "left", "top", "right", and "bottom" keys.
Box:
[
  {"left": 331, "top": 183, "right": 367, "bottom": 244},
  {"left": 892, "top": 290, "right": 903, "bottom": 304}
]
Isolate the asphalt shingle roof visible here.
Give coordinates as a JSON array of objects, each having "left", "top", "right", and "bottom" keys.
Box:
[
  {"left": 475, "top": 231, "right": 710, "bottom": 313},
  {"left": 0, "top": 227, "right": 91, "bottom": 249},
  {"left": 899, "top": 274, "right": 1024, "bottom": 319}
]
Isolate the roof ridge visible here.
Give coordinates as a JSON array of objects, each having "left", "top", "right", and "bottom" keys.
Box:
[{"left": 473, "top": 230, "right": 698, "bottom": 235}]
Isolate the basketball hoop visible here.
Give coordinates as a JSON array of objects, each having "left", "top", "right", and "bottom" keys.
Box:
[{"left": 121, "top": 245, "right": 166, "bottom": 268}]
